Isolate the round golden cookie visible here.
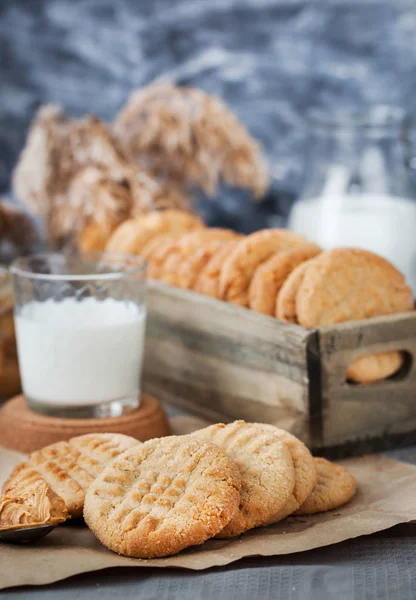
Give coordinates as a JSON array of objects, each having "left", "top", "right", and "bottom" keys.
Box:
[
  {"left": 140, "top": 233, "right": 182, "bottom": 262},
  {"left": 174, "top": 233, "right": 244, "bottom": 290},
  {"left": 105, "top": 210, "right": 204, "bottom": 255},
  {"left": 3, "top": 433, "right": 140, "bottom": 518},
  {"left": 346, "top": 351, "right": 404, "bottom": 384},
  {"left": 294, "top": 457, "right": 357, "bottom": 515},
  {"left": 140, "top": 233, "right": 184, "bottom": 280},
  {"left": 160, "top": 229, "right": 239, "bottom": 286},
  {"left": 193, "top": 241, "right": 240, "bottom": 298},
  {"left": 173, "top": 240, "right": 231, "bottom": 289},
  {"left": 258, "top": 425, "right": 317, "bottom": 522},
  {"left": 190, "top": 421, "right": 295, "bottom": 537},
  {"left": 296, "top": 248, "right": 414, "bottom": 327},
  {"left": 77, "top": 221, "right": 116, "bottom": 252},
  {"left": 219, "top": 229, "right": 309, "bottom": 306},
  {"left": 146, "top": 236, "right": 184, "bottom": 279},
  {"left": 83, "top": 436, "right": 241, "bottom": 558},
  {"left": 276, "top": 260, "right": 314, "bottom": 323},
  {"left": 248, "top": 244, "right": 321, "bottom": 316}
]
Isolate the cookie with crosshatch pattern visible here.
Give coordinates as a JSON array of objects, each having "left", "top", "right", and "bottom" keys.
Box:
[
  {"left": 219, "top": 229, "right": 309, "bottom": 307},
  {"left": 294, "top": 457, "right": 357, "bottom": 515},
  {"left": 190, "top": 421, "right": 296, "bottom": 537},
  {"left": 257, "top": 425, "right": 317, "bottom": 522},
  {"left": 83, "top": 436, "right": 241, "bottom": 558},
  {"left": 3, "top": 433, "right": 140, "bottom": 518}
]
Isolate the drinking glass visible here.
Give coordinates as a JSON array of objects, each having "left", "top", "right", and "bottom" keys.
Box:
[{"left": 10, "top": 251, "right": 146, "bottom": 418}]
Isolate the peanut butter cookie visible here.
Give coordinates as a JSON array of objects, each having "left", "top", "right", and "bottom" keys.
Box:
[
  {"left": 296, "top": 248, "right": 413, "bottom": 327},
  {"left": 190, "top": 421, "right": 295, "bottom": 537},
  {"left": 3, "top": 433, "right": 140, "bottom": 518},
  {"left": 160, "top": 229, "right": 238, "bottom": 286},
  {"left": 77, "top": 220, "right": 116, "bottom": 252},
  {"left": 294, "top": 457, "right": 357, "bottom": 515},
  {"left": 276, "top": 260, "right": 313, "bottom": 323},
  {"left": 346, "top": 351, "right": 404, "bottom": 383},
  {"left": 140, "top": 233, "right": 185, "bottom": 280},
  {"left": 140, "top": 233, "right": 181, "bottom": 262},
  {"left": 258, "top": 425, "right": 317, "bottom": 522},
  {"left": 106, "top": 210, "right": 204, "bottom": 254},
  {"left": 193, "top": 241, "right": 240, "bottom": 298},
  {"left": 249, "top": 244, "right": 321, "bottom": 316},
  {"left": 84, "top": 436, "right": 241, "bottom": 558},
  {"left": 219, "top": 229, "right": 309, "bottom": 306},
  {"left": 146, "top": 236, "right": 184, "bottom": 279}
]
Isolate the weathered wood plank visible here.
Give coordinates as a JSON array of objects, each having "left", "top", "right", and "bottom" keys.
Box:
[
  {"left": 318, "top": 312, "right": 416, "bottom": 445},
  {"left": 143, "top": 281, "right": 416, "bottom": 452},
  {"left": 144, "top": 282, "right": 312, "bottom": 439}
]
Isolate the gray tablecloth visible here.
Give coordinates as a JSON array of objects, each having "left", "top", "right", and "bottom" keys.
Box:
[{"left": 2, "top": 439, "right": 416, "bottom": 600}]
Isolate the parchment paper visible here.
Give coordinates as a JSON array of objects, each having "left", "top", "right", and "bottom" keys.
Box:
[{"left": 2, "top": 417, "right": 416, "bottom": 590}]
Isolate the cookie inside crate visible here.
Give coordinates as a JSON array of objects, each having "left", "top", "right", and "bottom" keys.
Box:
[{"left": 143, "top": 280, "right": 416, "bottom": 458}]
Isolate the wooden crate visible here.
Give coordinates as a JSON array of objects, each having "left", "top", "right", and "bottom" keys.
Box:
[{"left": 143, "top": 281, "right": 416, "bottom": 454}]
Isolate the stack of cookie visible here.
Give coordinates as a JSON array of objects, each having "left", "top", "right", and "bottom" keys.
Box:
[
  {"left": 1, "top": 423, "right": 357, "bottom": 559},
  {"left": 106, "top": 210, "right": 414, "bottom": 384}
]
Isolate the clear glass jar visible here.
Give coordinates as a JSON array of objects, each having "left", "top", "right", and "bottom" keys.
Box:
[{"left": 288, "top": 106, "right": 416, "bottom": 291}]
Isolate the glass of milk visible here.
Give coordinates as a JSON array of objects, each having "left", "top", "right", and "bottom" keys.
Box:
[
  {"left": 288, "top": 106, "right": 416, "bottom": 292},
  {"left": 10, "top": 251, "right": 147, "bottom": 418}
]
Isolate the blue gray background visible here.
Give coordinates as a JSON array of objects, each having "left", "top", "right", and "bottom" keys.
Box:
[{"left": 1, "top": 0, "right": 416, "bottom": 231}]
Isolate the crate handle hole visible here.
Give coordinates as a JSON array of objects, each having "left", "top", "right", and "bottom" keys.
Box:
[{"left": 345, "top": 350, "right": 413, "bottom": 386}]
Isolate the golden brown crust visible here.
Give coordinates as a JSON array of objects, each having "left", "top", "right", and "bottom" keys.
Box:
[
  {"left": 3, "top": 433, "right": 140, "bottom": 518},
  {"left": 106, "top": 210, "right": 204, "bottom": 255},
  {"left": 294, "top": 457, "right": 357, "bottom": 515},
  {"left": 248, "top": 245, "right": 321, "bottom": 316},
  {"left": 140, "top": 233, "right": 181, "bottom": 263},
  {"left": 193, "top": 241, "right": 240, "bottom": 298},
  {"left": 346, "top": 351, "right": 404, "bottom": 383},
  {"left": 257, "top": 425, "right": 317, "bottom": 522},
  {"left": 146, "top": 237, "right": 184, "bottom": 280},
  {"left": 159, "top": 229, "right": 238, "bottom": 286},
  {"left": 190, "top": 421, "right": 295, "bottom": 537},
  {"left": 168, "top": 239, "right": 230, "bottom": 289},
  {"left": 84, "top": 436, "right": 241, "bottom": 558},
  {"left": 296, "top": 248, "right": 414, "bottom": 327},
  {"left": 219, "top": 229, "right": 309, "bottom": 307},
  {"left": 276, "top": 260, "right": 312, "bottom": 323},
  {"left": 77, "top": 220, "right": 117, "bottom": 252}
]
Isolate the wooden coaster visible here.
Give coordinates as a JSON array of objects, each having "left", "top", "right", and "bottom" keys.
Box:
[{"left": 0, "top": 394, "right": 171, "bottom": 453}]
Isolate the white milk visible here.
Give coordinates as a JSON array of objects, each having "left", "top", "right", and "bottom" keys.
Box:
[
  {"left": 15, "top": 297, "right": 146, "bottom": 406},
  {"left": 288, "top": 194, "right": 416, "bottom": 292}
]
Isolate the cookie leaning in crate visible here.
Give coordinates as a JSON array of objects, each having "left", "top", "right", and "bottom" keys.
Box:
[
  {"left": 107, "top": 214, "right": 413, "bottom": 384},
  {"left": 276, "top": 248, "right": 414, "bottom": 384}
]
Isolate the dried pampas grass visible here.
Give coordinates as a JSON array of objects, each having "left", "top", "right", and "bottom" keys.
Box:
[
  {"left": 12, "top": 83, "right": 269, "bottom": 249},
  {"left": 114, "top": 82, "right": 269, "bottom": 198},
  {"left": 12, "top": 106, "right": 191, "bottom": 248}
]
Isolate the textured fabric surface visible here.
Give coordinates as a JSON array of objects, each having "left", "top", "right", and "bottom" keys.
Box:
[{"left": 2, "top": 523, "right": 416, "bottom": 599}]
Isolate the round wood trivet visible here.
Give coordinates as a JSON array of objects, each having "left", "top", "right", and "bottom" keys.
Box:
[{"left": 0, "top": 394, "right": 171, "bottom": 453}]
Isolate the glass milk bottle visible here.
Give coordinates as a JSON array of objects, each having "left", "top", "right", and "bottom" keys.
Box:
[{"left": 288, "top": 106, "right": 416, "bottom": 292}]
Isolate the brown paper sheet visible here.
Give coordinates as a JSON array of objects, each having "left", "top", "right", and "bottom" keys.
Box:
[{"left": 2, "top": 418, "right": 416, "bottom": 590}]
